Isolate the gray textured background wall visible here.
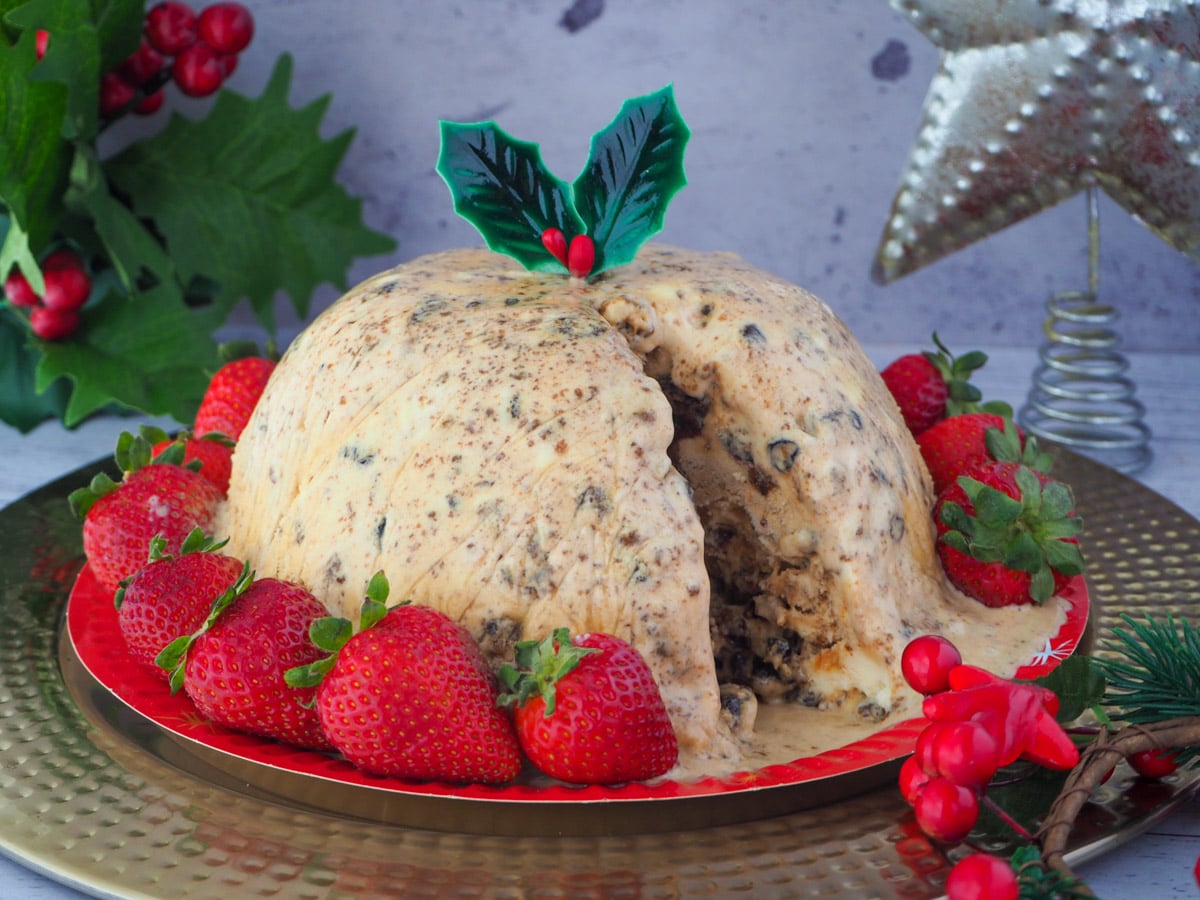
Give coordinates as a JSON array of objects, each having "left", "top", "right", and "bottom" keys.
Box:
[{"left": 131, "top": 0, "right": 1199, "bottom": 353}]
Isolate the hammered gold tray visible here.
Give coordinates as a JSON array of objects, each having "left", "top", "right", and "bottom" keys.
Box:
[{"left": 0, "top": 450, "right": 1197, "bottom": 898}]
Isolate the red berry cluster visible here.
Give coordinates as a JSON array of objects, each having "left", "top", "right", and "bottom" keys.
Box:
[
  {"left": 3, "top": 249, "right": 92, "bottom": 341},
  {"left": 96, "top": 2, "right": 254, "bottom": 119},
  {"left": 900, "top": 636, "right": 1080, "bottom": 843},
  {"left": 899, "top": 635, "right": 1081, "bottom": 898}
]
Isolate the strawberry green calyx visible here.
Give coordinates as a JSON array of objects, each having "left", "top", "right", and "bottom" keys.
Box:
[
  {"left": 436, "top": 85, "right": 689, "bottom": 280},
  {"left": 156, "top": 560, "right": 254, "bottom": 692},
  {"left": 940, "top": 466, "right": 1085, "bottom": 603},
  {"left": 284, "top": 570, "right": 396, "bottom": 689},
  {"left": 68, "top": 426, "right": 203, "bottom": 518},
  {"left": 925, "top": 332, "right": 1011, "bottom": 419},
  {"left": 984, "top": 417, "right": 1054, "bottom": 474},
  {"left": 113, "top": 527, "right": 228, "bottom": 609},
  {"left": 497, "top": 626, "right": 599, "bottom": 716}
]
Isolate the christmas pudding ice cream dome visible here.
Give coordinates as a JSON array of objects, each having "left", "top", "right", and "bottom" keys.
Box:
[{"left": 217, "top": 244, "right": 1065, "bottom": 768}]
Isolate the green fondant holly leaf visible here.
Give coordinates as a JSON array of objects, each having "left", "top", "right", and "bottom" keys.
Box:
[
  {"left": 437, "top": 121, "right": 583, "bottom": 273},
  {"left": 573, "top": 85, "right": 689, "bottom": 274},
  {"left": 436, "top": 84, "right": 688, "bottom": 279}
]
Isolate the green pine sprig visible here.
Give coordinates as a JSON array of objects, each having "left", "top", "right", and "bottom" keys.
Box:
[{"left": 1097, "top": 613, "right": 1200, "bottom": 725}]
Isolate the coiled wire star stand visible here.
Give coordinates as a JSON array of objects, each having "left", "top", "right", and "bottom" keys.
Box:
[{"left": 1019, "top": 187, "right": 1153, "bottom": 474}]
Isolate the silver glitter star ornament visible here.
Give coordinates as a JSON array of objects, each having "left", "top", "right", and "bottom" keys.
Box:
[{"left": 873, "top": 0, "right": 1200, "bottom": 283}]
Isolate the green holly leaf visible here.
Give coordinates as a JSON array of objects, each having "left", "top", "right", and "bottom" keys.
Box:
[
  {"left": 34, "top": 281, "right": 223, "bottom": 426},
  {"left": 104, "top": 54, "right": 396, "bottom": 331},
  {"left": 0, "top": 306, "right": 70, "bottom": 432},
  {"left": 573, "top": 84, "right": 689, "bottom": 275},
  {"left": 437, "top": 120, "right": 582, "bottom": 273},
  {"left": 65, "top": 144, "right": 178, "bottom": 293},
  {"left": 0, "top": 18, "right": 72, "bottom": 255},
  {"left": 6, "top": 0, "right": 138, "bottom": 143},
  {"left": 1032, "top": 655, "right": 1105, "bottom": 724}
]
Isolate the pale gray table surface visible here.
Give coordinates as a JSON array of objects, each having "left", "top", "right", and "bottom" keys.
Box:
[{"left": 0, "top": 342, "right": 1196, "bottom": 898}]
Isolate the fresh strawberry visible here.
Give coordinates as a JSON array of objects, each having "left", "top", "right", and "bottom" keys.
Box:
[
  {"left": 164, "top": 576, "right": 332, "bottom": 750},
  {"left": 880, "top": 334, "right": 1003, "bottom": 437},
  {"left": 115, "top": 529, "right": 247, "bottom": 681},
  {"left": 935, "top": 460, "right": 1085, "bottom": 607},
  {"left": 193, "top": 352, "right": 276, "bottom": 441},
  {"left": 916, "top": 412, "right": 1051, "bottom": 496},
  {"left": 287, "top": 572, "right": 522, "bottom": 784},
  {"left": 70, "top": 431, "right": 223, "bottom": 597},
  {"left": 144, "top": 424, "right": 235, "bottom": 493},
  {"left": 498, "top": 627, "right": 679, "bottom": 785}
]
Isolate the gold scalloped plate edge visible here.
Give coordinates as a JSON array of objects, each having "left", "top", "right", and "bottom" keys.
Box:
[{"left": 0, "top": 451, "right": 1189, "bottom": 897}]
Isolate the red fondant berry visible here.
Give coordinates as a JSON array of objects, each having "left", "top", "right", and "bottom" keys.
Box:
[
  {"left": 901, "top": 634, "right": 962, "bottom": 695},
  {"left": 35, "top": 29, "right": 49, "bottom": 60},
  {"left": 567, "top": 234, "right": 595, "bottom": 278},
  {"left": 29, "top": 306, "right": 80, "bottom": 341},
  {"left": 99, "top": 72, "right": 137, "bottom": 118},
  {"left": 217, "top": 52, "right": 238, "bottom": 78},
  {"left": 146, "top": 2, "right": 198, "bottom": 55},
  {"left": 945, "top": 853, "right": 1019, "bottom": 900},
  {"left": 173, "top": 41, "right": 224, "bottom": 97},
  {"left": 197, "top": 2, "right": 255, "bottom": 54},
  {"left": 541, "top": 228, "right": 569, "bottom": 267},
  {"left": 4, "top": 269, "right": 38, "bottom": 308}
]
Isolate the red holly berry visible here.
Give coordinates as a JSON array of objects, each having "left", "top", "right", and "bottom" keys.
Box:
[
  {"left": 901, "top": 634, "right": 963, "bottom": 695},
  {"left": 945, "top": 853, "right": 1018, "bottom": 900},
  {"left": 499, "top": 627, "right": 679, "bottom": 784},
  {"left": 100, "top": 71, "right": 137, "bottom": 117},
  {"left": 118, "top": 38, "right": 165, "bottom": 86},
  {"left": 29, "top": 305, "right": 79, "bottom": 341},
  {"left": 217, "top": 52, "right": 238, "bottom": 78},
  {"left": 929, "top": 719, "right": 1002, "bottom": 788},
  {"left": 193, "top": 354, "right": 277, "bottom": 440},
  {"left": 898, "top": 754, "right": 931, "bottom": 804},
  {"left": 41, "top": 250, "right": 91, "bottom": 312},
  {"left": 146, "top": 2, "right": 198, "bottom": 55},
  {"left": 135, "top": 89, "right": 166, "bottom": 116},
  {"left": 935, "top": 460, "right": 1084, "bottom": 607},
  {"left": 1128, "top": 747, "right": 1178, "bottom": 779},
  {"left": 197, "top": 2, "right": 255, "bottom": 54},
  {"left": 173, "top": 40, "right": 224, "bottom": 97},
  {"left": 912, "top": 776, "right": 979, "bottom": 843},
  {"left": 3, "top": 268, "right": 38, "bottom": 308}
]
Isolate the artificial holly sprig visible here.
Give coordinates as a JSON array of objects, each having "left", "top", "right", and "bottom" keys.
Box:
[
  {"left": 436, "top": 84, "right": 689, "bottom": 280},
  {"left": 0, "top": 1, "right": 394, "bottom": 433}
]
